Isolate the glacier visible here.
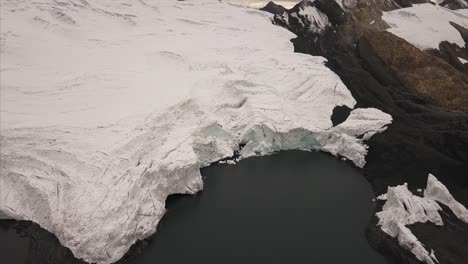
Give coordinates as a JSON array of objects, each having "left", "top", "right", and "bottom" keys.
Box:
[
  {"left": 0, "top": 0, "right": 391, "bottom": 263},
  {"left": 376, "top": 174, "right": 468, "bottom": 264}
]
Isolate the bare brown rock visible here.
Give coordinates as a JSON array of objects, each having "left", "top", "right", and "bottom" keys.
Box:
[
  {"left": 360, "top": 31, "right": 468, "bottom": 113},
  {"left": 349, "top": 0, "right": 398, "bottom": 29}
]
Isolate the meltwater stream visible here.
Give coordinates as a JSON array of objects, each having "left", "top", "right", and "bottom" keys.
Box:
[{"left": 0, "top": 151, "right": 387, "bottom": 264}]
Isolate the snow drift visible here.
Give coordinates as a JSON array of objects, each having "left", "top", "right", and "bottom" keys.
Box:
[{"left": 0, "top": 0, "right": 391, "bottom": 263}]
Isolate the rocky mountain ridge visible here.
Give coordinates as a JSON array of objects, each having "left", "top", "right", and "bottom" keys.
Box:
[{"left": 260, "top": 1, "right": 288, "bottom": 14}]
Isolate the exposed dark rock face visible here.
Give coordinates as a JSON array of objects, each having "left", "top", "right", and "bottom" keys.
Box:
[
  {"left": 450, "top": 21, "right": 468, "bottom": 49},
  {"left": 409, "top": 204, "right": 468, "bottom": 264},
  {"left": 273, "top": 0, "right": 343, "bottom": 36},
  {"left": 266, "top": 1, "right": 468, "bottom": 263},
  {"left": 331, "top": 105, "right": 352, "bottom": 126},
  {"left": 0, "top": 220, "right": 85, "bottom": 264},
  {"left": 259, "top": 1, "right": 287, "bottom": 15},
  {"left": 0, "top": 219, "right": 157, "bottom": 264},
  {"left": 440, "top": 0, "right": 468, "bottom": 9},
  {"left": 366, "top": 216, "right": 426, "bottom": 264},
  {"left": 314, "top": 0, "right": 346, "bottom": 25},
  {"left": 428, "top": 22, "right": 468, "bottom": 73},
  {"left": 392, "top": 0, "right": 416, "bottom": 8},
  {"left": 428, "top": 41, "right": 468, "bottom": 73},
  {"left": 367, "top": 202, "right": 468, "bottom": 264}
]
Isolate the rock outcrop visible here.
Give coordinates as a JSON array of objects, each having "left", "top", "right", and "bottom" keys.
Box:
[
  {"left": 439, "top": 0, "right": 468, "bottom": 9},
  {"left": 428, "top": 41, "right": 468, "bottom": 73},
  {"left": 359, "top": 31, "right": 468, "bottom": 112},
  {"left": 259, "top": 1, "right": 287, "bottom": 15}
]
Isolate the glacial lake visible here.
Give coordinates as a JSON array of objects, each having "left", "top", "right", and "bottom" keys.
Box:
[{"left": 0, "top": 151, "right": 388, "bottom": 264}]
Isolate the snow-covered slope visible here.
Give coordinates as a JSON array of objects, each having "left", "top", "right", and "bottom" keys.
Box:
[
  {"left": 0, "top": 0, "right": 391, "bottom": 263},
  {"left": 383, "top": 3, "right": 468, "bottom": 50},
  {"left": 377, "top": 174, "right": 468, "bottom": 264}
]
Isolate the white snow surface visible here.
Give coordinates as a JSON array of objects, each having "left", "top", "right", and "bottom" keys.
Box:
[
  {"left": 377, "top": 174, "right": 468, "bottom": 264},
  {"left": 1, "top": 0, "right": 391, "bottom": 263},
  {"left": 383, "top": 4, "right": 468, "bottom": 50}
]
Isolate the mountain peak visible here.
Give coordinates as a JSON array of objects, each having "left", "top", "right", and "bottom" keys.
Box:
[{"left": 260, "top": 1, "right": 288, "bottom": 15}]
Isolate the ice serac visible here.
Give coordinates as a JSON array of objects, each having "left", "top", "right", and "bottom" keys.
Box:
[
  {"left": 0, "top": 0, "right": 391, "bottom": 263},
  {"left": 424, "top": 174, "right": 468, "bottom": 223},
  {"left": 376, "top": 174, "right": 468, "bottom": 264}
]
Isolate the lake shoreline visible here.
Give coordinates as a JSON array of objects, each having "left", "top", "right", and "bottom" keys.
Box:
[{"left": 0, "top": 150, "right": 389, "bottom": 264}]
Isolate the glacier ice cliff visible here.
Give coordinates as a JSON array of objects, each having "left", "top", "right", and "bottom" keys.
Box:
[
  {"left": 376, "top": 174, "right": 468, "bottom": 264},
  {"left": 0, "top": 0, "right": 391, "bottom": 263}
]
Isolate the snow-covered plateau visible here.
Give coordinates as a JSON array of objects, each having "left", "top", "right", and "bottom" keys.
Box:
[
  {"left": 377, "top": 174, "right": 468, "bottom": 264},
  {"left": 383, "top": 3, "right": 468, "bottom": 50},
  {"left": 0, "top": 0, "right": 392, "bottom": 263}
]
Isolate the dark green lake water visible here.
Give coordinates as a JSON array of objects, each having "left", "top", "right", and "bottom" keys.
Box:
[{"left": 0, "top": 151, "right": 387, "bottom": 264}]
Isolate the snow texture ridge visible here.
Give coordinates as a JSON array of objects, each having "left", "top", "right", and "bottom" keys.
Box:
[
  {"left": 1, "top": 0, "right": 391, "bottom": 263},
  {"left": 376, "top": 174, "right": 468, "bottom": 264},
  {"left": 383, "top": 3, "right": 468, "bottom": 50}
]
